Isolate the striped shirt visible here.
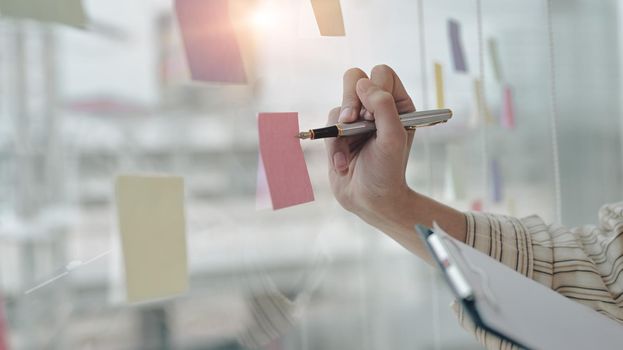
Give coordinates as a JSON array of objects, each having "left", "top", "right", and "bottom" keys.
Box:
[{"left": 455, "top": 202, "right": 623, "bottom": 349}]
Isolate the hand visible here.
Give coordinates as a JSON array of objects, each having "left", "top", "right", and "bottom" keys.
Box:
[
  {"left": 325, "top": 65, "right": 416, "bottom": 230},
  {"left": 325, "top": 65, "right": 466, "bottom": 257}
]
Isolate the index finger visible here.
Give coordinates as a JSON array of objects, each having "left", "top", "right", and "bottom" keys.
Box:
[{"left": 339, "top": 68, "right": 369, "bottom": 123}]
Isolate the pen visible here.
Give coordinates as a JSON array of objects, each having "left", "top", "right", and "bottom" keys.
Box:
[{"left": 297, "top": 108, "right": 453, "bottom": 140}]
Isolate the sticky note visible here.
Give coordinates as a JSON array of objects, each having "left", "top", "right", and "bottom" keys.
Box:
[
  {"left": 115, "top": 175, "right": 188, "bottom": 303},
  {"left": 0, "top": 293, "right": 7, "bottom": 350},
  {"left": 491, "top": 158, "right": 503, "bottom": 203},
  {"left": 448, "top": 19, "right": 467, "bottom": 72},
  {"left": 474, "top": 79, "right": 494, "bottom": 124},
  {"left": 0, "top": 0, "right": 87, "bottom": 28},
  {"left": 501, "top": 85, "right": 515, "bottom": 129},
  {"left": 157, "top": 11, "right": 191, "bottom": 86},
  {"left": 175, "top": 0, "right": 246, "bottom": 83},
  {"left": 434, "top": 62, "right": 445, "bottom": 109},
  {"left": 488, "top": 38, "right": 503, "bottom": 83},
  {"left": 310, "top": 0, "right": 345, "bottom": 36},
  {"left": 255, "top": 155, "right": 272, "bottom": 210},
  {"left": 470, "top": 199, "right": 483, "bottom": 212},
  {"left": 258, "top": 113, "right": 315, "bottom": 210}
]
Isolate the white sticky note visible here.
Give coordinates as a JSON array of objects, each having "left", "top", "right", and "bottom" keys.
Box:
[
  {"left": 0, "top": 0, "right": 87, "bottom": 28},
  {"left": 115, "top": 175, "right": 188, "bottom": 303}
]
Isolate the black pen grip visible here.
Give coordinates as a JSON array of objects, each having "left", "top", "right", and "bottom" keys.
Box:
[{"left": 311, "top": 125, "right": 339, "bottom": 139}]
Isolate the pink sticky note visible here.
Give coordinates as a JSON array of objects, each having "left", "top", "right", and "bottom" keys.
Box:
[
  {"left": 470, "top": 199, "right": 483, "bottom": 212},
  {"left": 0, "top": 293, "right": 7, "bottom": 350},
  {"left": 258, "top": 113, "right": 314, "bottom": 210},
  {"left": 501, "top": 85, "right": 515, "bottom": 129},
  {"left": 175, "top": 0, "right": 246, "bottom": 83}
]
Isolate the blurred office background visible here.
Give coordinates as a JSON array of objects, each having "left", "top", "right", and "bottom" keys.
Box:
[{"left": 0, "top": 0, "right": 622, "bottom": 349}]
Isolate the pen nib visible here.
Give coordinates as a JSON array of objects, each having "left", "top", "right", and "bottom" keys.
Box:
[{"left": 297, "top": 131, "right": 312, "bottom": 139}]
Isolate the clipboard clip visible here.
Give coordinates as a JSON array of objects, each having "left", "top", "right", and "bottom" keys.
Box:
[
  {"left": 435, "top": 227, "right": 500, "bottom": 313},
  {"left": 420, "top": 223, "right": 500, "bottom": 313}
]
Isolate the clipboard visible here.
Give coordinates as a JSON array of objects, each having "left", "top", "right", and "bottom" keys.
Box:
[{"left": 416, "top": 223, "right": 623, "bottom": 350}]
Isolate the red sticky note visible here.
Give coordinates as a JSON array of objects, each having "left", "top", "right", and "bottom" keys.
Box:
[
  {"left": 175, "top": 0, "right": 246, "bottom": 83},
  {"left": 501, "top": 85, "right": 515, "bottom": 129},
  {"left": 0, "top": 293, "right": 7, "bottom": 350},
  {"left": 258, "top": 113, "right": 314, "bottom": 210}
]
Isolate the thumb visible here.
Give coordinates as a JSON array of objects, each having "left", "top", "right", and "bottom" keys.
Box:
[{"left": 355, "top": 79, "right": 405, "bottom": 144}]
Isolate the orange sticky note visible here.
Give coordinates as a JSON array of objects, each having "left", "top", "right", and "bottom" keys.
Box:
[
  {"left": 258, "top": 113, "right": 314, "bottom": 210},
  {"left": 175, "top": 0, "right": 246, "bottom": 83},
  {"left": 501, "top": 85, "right": 515, "bottom": 129},
  {"left": 434, "top": 62, "right": 445, "bottom": 109},
  {"left": 310, "top": 0, "right": 345, "bottom": 36}
]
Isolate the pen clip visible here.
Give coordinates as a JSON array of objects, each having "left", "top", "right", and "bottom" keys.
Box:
[{"left": 404, "top": 120, "right": 447, "bottom": 131}]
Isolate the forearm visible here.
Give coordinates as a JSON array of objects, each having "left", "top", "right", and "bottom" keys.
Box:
[{"left": 357, "top": 189, "right": 467, "bottom": 261}]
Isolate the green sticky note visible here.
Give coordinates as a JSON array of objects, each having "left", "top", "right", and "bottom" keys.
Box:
[{"left": 0, "top": 0, "right": 87, "bottom": 28}]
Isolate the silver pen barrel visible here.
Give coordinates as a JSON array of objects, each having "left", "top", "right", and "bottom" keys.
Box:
[{"left": 338, "top": 109, "right": 452, "bottom": 137}]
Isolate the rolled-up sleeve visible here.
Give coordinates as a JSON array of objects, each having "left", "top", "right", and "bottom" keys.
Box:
[{"left": 454, "top": 203, "right": 623, "bottom": 349}]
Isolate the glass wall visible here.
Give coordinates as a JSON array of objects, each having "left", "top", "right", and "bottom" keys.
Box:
[{"left": 0, "top": 0, "right": 621, "bottom": 349}]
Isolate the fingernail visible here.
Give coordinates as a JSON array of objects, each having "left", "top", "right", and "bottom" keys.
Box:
[
  {"left": 338, "top": 107, "right": 352, "bottom": 122},
  {"left": 359, "top": 108, "right": 366, "bottom": 118},
  {"left": 333, "top": 152, "right": 347, "bottom": 172}
]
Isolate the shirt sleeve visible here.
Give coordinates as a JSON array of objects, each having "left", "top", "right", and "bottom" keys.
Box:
[{"left": 453, "top": 202, "right": 623, "bottom": 349}]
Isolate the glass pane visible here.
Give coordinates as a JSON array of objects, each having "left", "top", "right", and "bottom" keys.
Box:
[{"left": 0, "top": 0, "right": 621, "bottom": 349}]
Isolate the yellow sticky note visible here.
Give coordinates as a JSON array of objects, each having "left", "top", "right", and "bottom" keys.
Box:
[
  {"left": 434, "top": 62, "right": 445, "bottom": 109},
  {"left": 115, "top": 175, "right": 188, "bottom": 303},
  {"left": 488, "top": 38, "right": 503, "bottom": 83},
  {"left": 310, "top": 0, "right": 345, "bottom": 36},
  {"left": 474, "top": 78, "right": 494, "bottom": 124}
]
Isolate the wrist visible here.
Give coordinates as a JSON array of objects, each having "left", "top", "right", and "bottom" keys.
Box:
[
  {"left": 357, "top": 187, "right": 422, "bottom": 236},
  {"left": 356, "top": 188, "right": 467, "bottom": 246}
]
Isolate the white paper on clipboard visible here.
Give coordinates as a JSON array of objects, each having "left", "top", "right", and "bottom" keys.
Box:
[{"left": 431, "top": 223, "right": 623, "bottom": 350}]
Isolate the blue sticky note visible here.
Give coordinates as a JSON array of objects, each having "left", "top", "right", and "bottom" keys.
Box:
[
  {"left": 448, "top": 19, "right": 468, "bottom": 73},
  {"left": 491, "top": 158, "right": 503, "bottom": 203}
]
